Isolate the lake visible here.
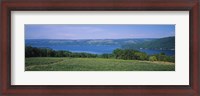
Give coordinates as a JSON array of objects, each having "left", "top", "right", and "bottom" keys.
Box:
[{"left": 26, "top": 43, "right": 175, "bottom": 56}]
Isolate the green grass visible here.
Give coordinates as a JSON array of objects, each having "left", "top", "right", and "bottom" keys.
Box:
[{"left": 25, "top": 57, "right": 175, "bottom": 71}]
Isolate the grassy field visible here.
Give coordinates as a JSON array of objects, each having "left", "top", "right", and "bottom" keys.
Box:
[{"left": 25, "top": 57, "right": 175, "bottom": 71}]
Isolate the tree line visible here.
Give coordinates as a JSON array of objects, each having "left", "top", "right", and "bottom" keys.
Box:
[
  {"left": 25, "top": 46, "right": 97, "bottom": 58},
  {"left": 122, "top": 36, "right": 175, "bottom": 50},
  {"left": 25, "top": 46, "right": 175, "bottom": 63},
  {"left": 101, "top": 48, "right": 175, "bottom": 62}
]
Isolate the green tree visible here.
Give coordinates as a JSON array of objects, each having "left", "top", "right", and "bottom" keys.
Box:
[
  {"left": 113, "top": 49, "right": 123, "bottom": 59},
  {"left": 135, "top": 52, "right": 148, "bottom": 60},
  {"left": 149, "top": 56, "right": 157, "bottom": 62}
]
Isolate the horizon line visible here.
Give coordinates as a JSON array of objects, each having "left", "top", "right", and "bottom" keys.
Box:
[{"left": 25, "top": 36, "right": 175, "bottom": 40}]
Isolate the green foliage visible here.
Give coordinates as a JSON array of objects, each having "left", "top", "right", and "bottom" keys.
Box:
[
  {"left": 25, "top": 46, "right": 97, "bottom": 58},
  {"left": 113, "top": 48, "right": 123, "bottom": 59},
  {"left": 134, "top": 52, "right": 148, "bottom": 60},
  {"left": 112, "top": 49, "right": 148, "bottom": 60},
  {"left": 153, "top": 53, "right": 175, "bottom": 63},
  {"left": 25, "top": 57, "right": 175, "bottom": 71},
  {"left": 25, "top": 46, "right": 175, "bottom": 63},
  {"left": 122, "top": 36, "right": 175, "bottom": 50},
  {"left": 149, "top": 56, "right": 157, "bottom": 62},
  {"left": 100, "top": 54, "right": 114, "bottom": 59}
]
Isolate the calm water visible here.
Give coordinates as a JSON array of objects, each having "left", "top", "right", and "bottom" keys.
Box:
[{"left": 26, "top": 44, "right": 175, "bottom": 56}]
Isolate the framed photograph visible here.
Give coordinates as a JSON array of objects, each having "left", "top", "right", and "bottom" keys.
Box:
[{"left": 1, "top": 0, "right": 199, "bottom": 95}]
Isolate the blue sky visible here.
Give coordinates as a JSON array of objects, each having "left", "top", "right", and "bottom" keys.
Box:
[{"left": 25, "top": 24, "right": 175, "bottom": 39}]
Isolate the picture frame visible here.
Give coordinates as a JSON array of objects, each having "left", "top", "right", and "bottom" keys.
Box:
[{"left": 0, "top": 0, "right": 199, "bottom": 95}]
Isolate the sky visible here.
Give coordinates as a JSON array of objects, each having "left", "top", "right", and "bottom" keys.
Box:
[{"left": 25, "top": 24, "right": 175, "bottom": 39}]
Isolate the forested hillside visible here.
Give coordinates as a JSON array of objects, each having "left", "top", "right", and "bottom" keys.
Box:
[{"left": 122, "top": 36, "right": 175, "bottom": 50}]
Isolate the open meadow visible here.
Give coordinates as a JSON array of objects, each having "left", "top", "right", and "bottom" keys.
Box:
[{"left": 25, "top": 57, "right": 175, "bottom": 71}]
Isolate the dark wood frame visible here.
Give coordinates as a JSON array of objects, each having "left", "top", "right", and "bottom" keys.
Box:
[{"left": 0, "top": 0, "right": 199, "bottom": 96}]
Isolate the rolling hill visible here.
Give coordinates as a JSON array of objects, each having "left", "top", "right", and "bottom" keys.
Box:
[{"left": 122, "top": 36, "right": 175, "bottom": 50}]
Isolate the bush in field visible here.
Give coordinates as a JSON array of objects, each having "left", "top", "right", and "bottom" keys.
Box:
[
  {"left": 113, "top": 48, "right": 123, "bottom": 59},
  {"left": 153, "top": 53, "right": 175, "bottom": 63},
  {"left": 149, "top": 56, "right": 157, "bottom": 62},
  {"left": 112, "top": 49, "right": 148, "bottom": 60},
  {"left": 134, "top": 52, "right": 148, "bottom": 60}
]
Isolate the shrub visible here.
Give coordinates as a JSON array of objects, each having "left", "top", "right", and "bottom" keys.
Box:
[{"left": 149, "top": 56, "right": 157, "bottom": 62}]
